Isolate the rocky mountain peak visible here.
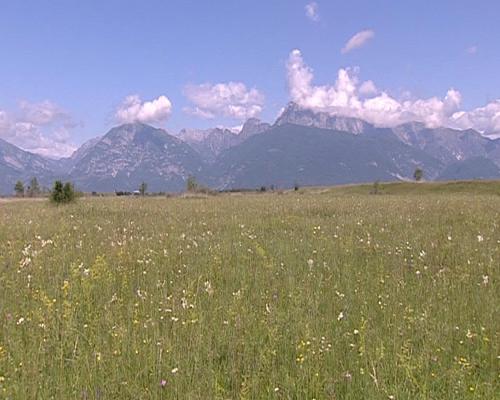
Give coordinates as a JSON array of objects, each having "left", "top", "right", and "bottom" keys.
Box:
[
  {"left": 239, "top": 118, "right": 270, "bottom": 139},
  {"left": 275, "top": 102, "right": 372, "bottom": 134}
]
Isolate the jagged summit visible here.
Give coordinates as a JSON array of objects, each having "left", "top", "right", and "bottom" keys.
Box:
[{"left": 275, "top": 102, "right": 372, "bottom": 134}]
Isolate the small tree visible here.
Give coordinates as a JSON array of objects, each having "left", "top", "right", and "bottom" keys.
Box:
[
  {"left": 186, "top": 176, "right": 198, "bottom": 193},
  {"left": 139, "top": 182, "right": 148, "bottom": 196},
  {"left": 14, "top": 181, "right": 25, "bottom": 197},
  {"left": 51, "top": 181, "right": 64, "bottom": 203},
  {"left": 50, "top": 180, "right": 76, "bottom": 204},
  {"left": 414, "top": 168, "right": 423, "bottom": 182},
  {"left": 27, "top": 177, "right": 40, "bottom": 197}
]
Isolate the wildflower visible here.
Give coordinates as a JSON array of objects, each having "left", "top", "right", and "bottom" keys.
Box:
[
  {"left": 204, "top": 281, "right": 214, "bottom": 295},
  {"left": 171, "top": 367, "right": 178, "bottom": 374},
  {"left": 477, "top": 235, "right": 484, "bottom": 242},
  {"left": 482, "top": 275, "right": 489, "bottom": 285},
  {"left": 16, "top": 317, "right": 25, "bottom": 325},
  {"left": 160, "top": 379, "right": 167, "bottom": 388},
  {"left": 337, "top": 311, "right": 344, "bottom": 321},
  {"left": 307, "top": 259, "right": 314, "bottom": 269}
]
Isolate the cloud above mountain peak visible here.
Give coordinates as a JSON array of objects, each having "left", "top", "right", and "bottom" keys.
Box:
[
  {"left": 287, "top": 49, "right": 500, "bottom": 134},
  {"left": 115, "top": 95, "right": 172, "bottom": 125}
]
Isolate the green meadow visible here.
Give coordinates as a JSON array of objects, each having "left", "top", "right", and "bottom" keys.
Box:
[{"left": 0, "top": 183, "right": 498, "bottom": 399}]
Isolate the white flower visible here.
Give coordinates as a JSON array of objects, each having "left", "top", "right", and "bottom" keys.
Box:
[
  {"left": 477, "top": 235, "right": 484, "bottom": 242},
  {"left": 337, "top": 311, "right": 344, "bottom": 321},
  {"left": 171, "top": 367, "right": 179, "bottom": 374},
  {"left": 307, "top": 259, "right": 314, "bottom": 269}
]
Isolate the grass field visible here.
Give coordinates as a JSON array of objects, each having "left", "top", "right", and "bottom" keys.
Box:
[{"left": 0, "top": 183, "right": 498, "bottom": 399}]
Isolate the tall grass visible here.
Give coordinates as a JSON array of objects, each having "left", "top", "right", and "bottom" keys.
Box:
[{"left": 0, "top": 191, "right": 498, "bottom": 398}]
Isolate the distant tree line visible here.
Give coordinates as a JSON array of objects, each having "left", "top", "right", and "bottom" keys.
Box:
[{"left": 14, "top": 177, "right": 43, "bottom": 198}]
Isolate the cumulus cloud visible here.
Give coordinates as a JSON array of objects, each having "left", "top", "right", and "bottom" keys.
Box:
[
  {"left": 286, "top": 49, "right": 500, "bottom": 134},
  {"left": 359, "top": 80, "right": 378, "bottom": 96},
  {"left": 115, "top": 95, "right": 172, "bottom": 125},
  {"left": 305, "top": 2, "right": 319, "bottom": 22},
  {"left": 450, "top": 101, "right": 500, "bottom": 133},
  {"left": 0, "top": 100, "right": 78, "bottom": 158},
  {"left": 184, "top": 82, "right": 264, "bottom": 120},
  {"left": 342, "top": 30, "right": 375, "bottom": 54}
]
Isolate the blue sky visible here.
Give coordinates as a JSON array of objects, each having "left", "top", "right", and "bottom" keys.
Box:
[{"left": 1, "top": 0, "right": 499, "bottom": 157}]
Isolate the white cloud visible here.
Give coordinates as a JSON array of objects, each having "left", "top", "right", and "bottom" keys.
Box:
[
  {"left": 19, "top": 100, "right": 71, "bottom": 126},
  {"left": 450, "top": 101, "right": 500, "bottom": 133},
  {"left": 286, "top": 49, "right": 500, "bottom": 134},
  {"left": 342, "top": 30, "right": 375, "bottom": 54},
  {"left": 0, "top": 100, "right": 78, "bottom": 158},
  {"left": 184, "top": 82, "right": 264, "bottom": 120},
  {"left": 115, "top": 95, "right": 172, "bottom": 125},
  {"left": 305, "top": 2, "right": 319, "bottom": 22},
  {"left": 359, "top": 80, "right": 378, "bottom": 96}
]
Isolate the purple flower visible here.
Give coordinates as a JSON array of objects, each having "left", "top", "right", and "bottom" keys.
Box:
[{"left": 160, "top": 379, "right": 167, "bottom": 388}]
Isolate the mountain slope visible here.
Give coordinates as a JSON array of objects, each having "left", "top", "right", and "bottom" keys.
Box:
[
  {"left": 211, "top": 124, "right": 443, "bottom": 190},
  {"left": 392, "top": 123, "right": 496, "bottom": 165},
  {"left": 178, "top": 127, "right": 237, "bottom": 162},
  {"left": 0, "top": 138, "right": 60, "bottom": 194},
  {"left": 68, "top": 123, "right": 206, "bottom": 192},
  {"left": 437, "top": 157, "right": 500, "bottom": 181},
  {"left": 178, "top": 118, "right": 271, "bottom": 162}
]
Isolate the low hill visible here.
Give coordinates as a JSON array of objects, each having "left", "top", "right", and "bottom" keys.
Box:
[{"left": 316, "top": 180, "right": 500, "bottom": 196}]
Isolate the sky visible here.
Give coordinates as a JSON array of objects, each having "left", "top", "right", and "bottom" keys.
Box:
[{"left": 1, "top": 0, "right": 500, "bottom": 158}]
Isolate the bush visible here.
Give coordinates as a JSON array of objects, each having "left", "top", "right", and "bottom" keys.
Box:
[{"left": 50, "top": 181, "right": 76, "bottom": 204}]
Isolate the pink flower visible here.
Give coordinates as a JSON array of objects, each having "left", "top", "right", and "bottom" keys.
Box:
[{"left": 160, "top": 379, "right": 167, "bottom": 388}]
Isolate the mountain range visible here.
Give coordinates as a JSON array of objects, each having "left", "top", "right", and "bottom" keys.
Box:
[{"left": 1, "top": 102, "right": 500, "bottom": 194}]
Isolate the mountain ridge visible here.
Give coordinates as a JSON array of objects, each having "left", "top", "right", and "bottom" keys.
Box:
[{"left": 1, "top": 104, "right": 500, "bottom": 195}]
